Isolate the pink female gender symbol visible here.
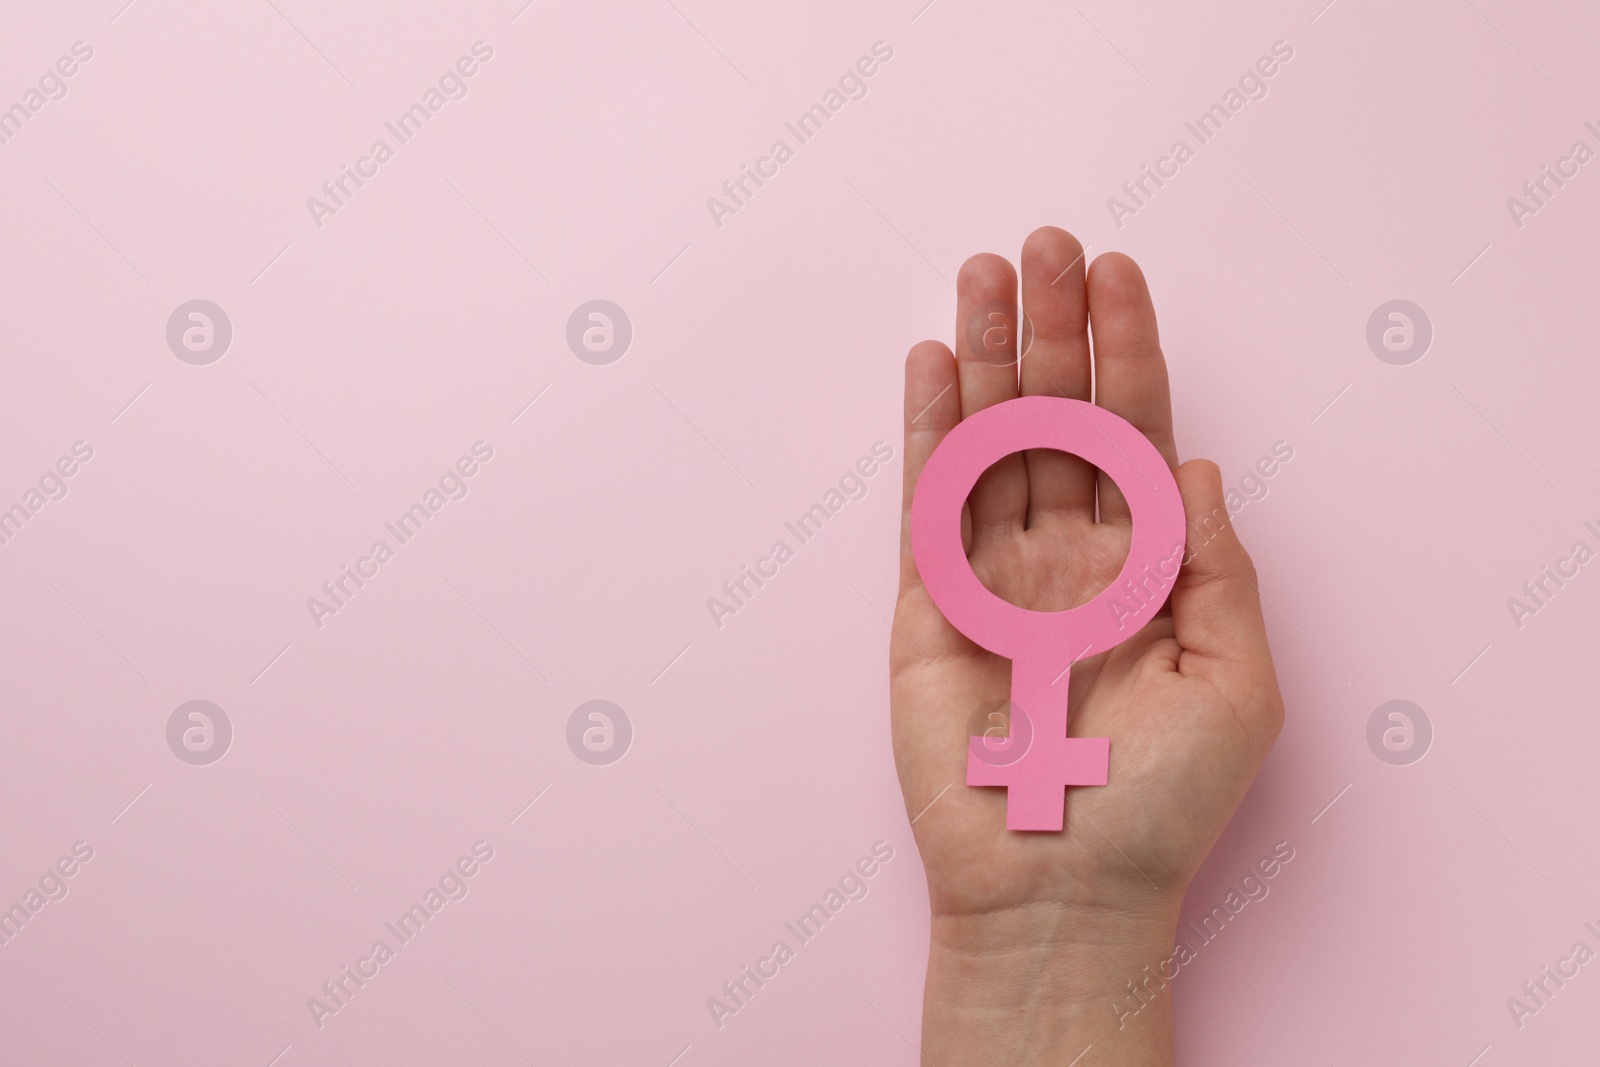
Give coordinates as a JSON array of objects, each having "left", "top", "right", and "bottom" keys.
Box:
[{"left": 911, "top": 395, "right": 1188, "bottom": 831}]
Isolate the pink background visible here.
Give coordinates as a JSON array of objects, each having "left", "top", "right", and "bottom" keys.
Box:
[{"left": 2, "top": 0, "right": 1597, "bottom": 1063}]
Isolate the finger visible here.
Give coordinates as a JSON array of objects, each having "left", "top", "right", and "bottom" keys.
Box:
[
  {"left": 1017, "top": 226, "right": 1096, "bottom": 527},
  {"left": 1169, "top": 459, "right": 1281, "bottom": 740},
  {"left": 1087, "top": 252, "right": 1179, "bottom": 524},
  {"left": 955, "top": 253, "right": 1027, "bottom": 541},
  {"left": 899, "top": 340, "right": 961, "bottom": 592}
]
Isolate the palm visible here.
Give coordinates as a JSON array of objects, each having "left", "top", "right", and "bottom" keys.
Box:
[{"left": 890, "top": 229, "right": 1283, "bottom": 921}]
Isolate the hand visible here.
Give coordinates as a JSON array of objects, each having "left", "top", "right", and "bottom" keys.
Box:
[{"left": 891, "top": 227, "right": 1285, "bottom": 1064}]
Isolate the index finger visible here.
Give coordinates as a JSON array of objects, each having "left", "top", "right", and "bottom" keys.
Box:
[{"left": 1087, "top": 252, "right": 1179, "bottom": 523}]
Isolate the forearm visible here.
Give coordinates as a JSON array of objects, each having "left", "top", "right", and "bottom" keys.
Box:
[{"left": 922, "top": 900, "right": 1182, "bottom": 1067}]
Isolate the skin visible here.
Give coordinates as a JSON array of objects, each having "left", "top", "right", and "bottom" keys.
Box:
[{"left": 891, "top": 226, "right": 1286, "bottom": 1065}]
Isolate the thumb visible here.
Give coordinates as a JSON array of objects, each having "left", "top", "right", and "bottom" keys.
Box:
[{"left": 1170, "top": 459, "right": 1274, "bottom": 688}]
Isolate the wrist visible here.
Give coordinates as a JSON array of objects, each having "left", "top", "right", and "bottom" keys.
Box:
[{"left": 922, "top": 898, "right": 1184, "bottom": 1067}]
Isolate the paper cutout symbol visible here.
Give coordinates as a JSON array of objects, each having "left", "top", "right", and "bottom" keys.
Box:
[{"left": 910, "top": 396, "right": 1187, "bottom": 831}]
